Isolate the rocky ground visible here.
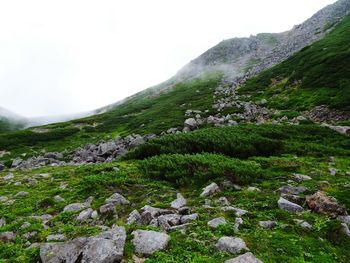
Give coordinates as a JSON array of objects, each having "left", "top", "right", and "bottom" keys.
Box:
[{"left": 1, "top": 152, "right": 350, "bottom": 262}]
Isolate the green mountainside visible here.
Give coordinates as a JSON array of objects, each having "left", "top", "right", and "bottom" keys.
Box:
[{"left": 0, "top": 6, "right": 350, "bottom": 263}]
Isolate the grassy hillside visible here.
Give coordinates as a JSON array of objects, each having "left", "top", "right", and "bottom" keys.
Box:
[
  {"left": 239, "top": 15, "right": 350, "bottom": 111},
  {"left": 0, "top": 73, "right": 221, "bottom": 161},
  {"left": 0, "top": 119, "right": 25, "bottom": 134}
]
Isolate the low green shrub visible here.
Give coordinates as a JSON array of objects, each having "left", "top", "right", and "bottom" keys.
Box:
[{"left": 139, "top": 153, "right": 263, "bottom": 186}]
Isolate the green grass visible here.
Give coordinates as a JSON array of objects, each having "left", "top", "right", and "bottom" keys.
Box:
[{"left": 239, "top": 15, "right": 350, "bottom": 111}]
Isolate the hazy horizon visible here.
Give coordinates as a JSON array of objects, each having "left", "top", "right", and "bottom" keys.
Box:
[{"left": 0, "top": 0, "right": 336, "bottom": 118}]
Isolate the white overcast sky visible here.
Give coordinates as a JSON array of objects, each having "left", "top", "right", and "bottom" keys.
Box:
[{"left": 0, "top": 0, "right": 336, "bottom": 117}]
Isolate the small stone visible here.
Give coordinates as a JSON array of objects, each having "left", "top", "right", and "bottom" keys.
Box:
[
  {"left": 170, "top": 193, "right": 187, "bottom": 209},
  {"left": 15, "top": 191, "right": 29, "bottom": 197},
  {"left": 2, "top": 173, "right": 14, "bottom": 181},
  {"left": 76, "top": 208, "right": 94, "bottom": 221},
  {"left": 208, "top": 217, "right": 227, "bottom": 228},
  {"left": 127, "top": 210, "right": 141, "bottom": 225},
  {"left": 259, "top": 221, "right": 277, "bottom": 229},
  {"left": 278, "top": 197, "right": 304, "bottom": 213},
  {"left": 247, "top": 187, "right": 261, "bottom": 192},
  {"left": 233, "top": 217, "right": 243, "bottom": 232},
  {"left": 99, "top": 203, "right": 116, "bottom": 214},
  {"left": 91, "top": 210, "right": 98, "bottom": 219},
  {"left": 21, "top": 222, "right": 31, "bottom": 229},
  {"left": 23, "top": 231, "right": 38, "bottom": 239},
  {"left": 54, "top": 195, "right": 65, "bottom": 202},
  {"left": 181, "top": 213, "right": 198, "bottom": 224},
  {"left": 329, "top": 168, "right": 337, "bottom": 176},
  {"left": 0, "top": 231, "right": 16, "bottom": 243},
  {"left": 132, "top": 230, "right": 170, "bottom": 256},
  {"left": 221, "top": 206, "right": 249, "bottom": 217},
  {"left": 36, "top": 173, "right": 51, "bottom": 179},
  {"left": 224, "top": 252, "right": 263, "bottom": 263},
  {"left": 200, "top": 182, "right": 220, "bottom": 197},
  {"left": 215, "top": 236, "right": 249, "bottom": 254},
  {"left": 293, "top": 173, "right": 312, "bottom": 182},
  {"left": 0, "top": 217, "right": 6, "bottom": 227},
  {"left": 218, "top": 197, "right": 230, "bottom": 206}
]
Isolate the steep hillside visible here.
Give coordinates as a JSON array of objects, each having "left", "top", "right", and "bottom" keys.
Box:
[
  {"left": 239, "top": 14, "right": 350, "bottom": 112},
  {"left": 0, "top": 107, "right": 27, "bottom": 133}
]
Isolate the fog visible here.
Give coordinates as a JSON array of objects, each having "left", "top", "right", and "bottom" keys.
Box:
[{"left": 0, "top": 0, "right": 336, "bottom": 118}]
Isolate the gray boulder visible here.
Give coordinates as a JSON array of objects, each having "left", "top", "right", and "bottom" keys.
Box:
[
  {"left": 132, "top": 230, "right": 170, "bottom": 256},
  {"left": 224, "top": 252, "right": 263, "bottom": 263},
  {"left": 76, "top": 208, "right": 94, "bottom": 222},
  {"left": 100, "top": 203, "right": 117, "bottom": 215},
  {"left": 105, "top": 193, "right": 130, "bottom": 205},
  {"left": 215, "top": 236, "right": 249, "bottom": 254},
  {"left": 292, "top": 173, "right": 312, "bottom": 182},
  {"left": 63, "top": 196, "right": 93, "bottom": 213},
  {"left": 0, "top": 217, "right": 6, "bottom": 227},
  {"left": 40, "top": 227, "right": 126, "bottom": 263},
  {"left": 127, "top": 210, "right": 141, "bottom": 225},
  {"left": 278, "top": 197, "right": 304, "bottom": 213},
  {"left": 181, "top": 213, "right": 198, "bottom": 224},
  {"left": 208, "top": 217, "right": 227, "bottom": 228},
  {"left": 46, "top": 234, "right": 67, "bottom": 242},
  {"left": 15, "top": 191, "right": 29, "bottom": 197},
  {"left": 170, "top": 193, "right": 187, "bottom": 209}
]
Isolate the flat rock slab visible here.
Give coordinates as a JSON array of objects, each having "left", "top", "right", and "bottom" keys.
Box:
[
  {"left": 132, "top": 230, "right": 170, "bottom": 256},
  {"left": 278, "top": 197, "right": 304, "bottom": 213},
  {"left": 215, "top": 236, "right": 249, "bottom": 254},
  {"left": 225, "top": 252, "right": 263, "bottom": 263},
  {"left": 40, "top": 227, "right": 126, "bottom": 263}
]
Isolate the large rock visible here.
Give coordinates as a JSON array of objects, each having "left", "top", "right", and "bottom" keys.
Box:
[
  {"left": 200, "top": 182, "right": 220, "bottom": 197},
  {"left": 127, "top": 210, "right": 141, "bottom": 225},
  {"left": 306, "top": 191, "right": 346, "bottom": 218},
  {"left": 215, "top": 237, "right": 249, "bottom": 254},
  {"left": 184, "top": 118, "right": 198, "bottom": 129},
  {"left": 278, "top": 197, "right": 304, "bottom": 213},
  {"left": 224, "top": 252, "right": 263, "bottom": 263},
  {"left": 132, "top": 230, "right": 170, "bottom": 256},
  {"left": 170, "top": 193, "right": 187, "bottom": 209},
  {"left": 208, "top": 217, "right": 227, "bottom": 228},
  {"left": 105, "top": 193, "right": 130, "bottom": 205},
  {"left": 63, "top": 196, "right": 93, "bottom": 212},
  {"left": 40, "top": 227, "right": 126, "bottom": 263}
]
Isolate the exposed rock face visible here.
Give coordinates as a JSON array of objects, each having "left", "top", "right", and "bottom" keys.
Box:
[
  {"left": 224, "top": 252, "right": 263, "bottom": 263},
  {"left": 132, "top": 230, "right": 170, "bottom": 256},
  {"left": 278, "top": 197, "right": 304, "bottom": 213},
  {"left": 306, "top": 191, "right": 347, "bottom": 218},
  {"left": 305, "top": 105, "right": 350, "bottom": 124},
  {"left": 40, "top": 227, "right": 126, "bottom": 263},
  {"left": 177, "top": 0, "right": 350, "bottom": 82},
  {"left": 215, "top": 237, "right": 249, "bottom": 254}
]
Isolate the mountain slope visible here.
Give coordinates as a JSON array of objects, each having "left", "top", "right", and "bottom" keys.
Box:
[
  {"left": 239, "top": 13, "right": 350, "bottom": 112},
  {"left": 0, "top": 107, "right": 27, "bottom": 133}
]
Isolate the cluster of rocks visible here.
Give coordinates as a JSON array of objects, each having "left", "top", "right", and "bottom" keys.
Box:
[
  {"left": 125, "top": 193, "right": 198, "bottom": 231},
  {"left": 9, "top": 134, "right": 155, "bottom": 169},
  {"left": 10, "top": 152, "right": 64, "bottom": 169},
  {"left": 40, "top": 226, "right": 171, "bottom": 262},
  {"left": 71, "top": 134, "right": 153, "bottom": 164},
  {"left": 304, "top": 105, "right": 350, "bottom": 124}
]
